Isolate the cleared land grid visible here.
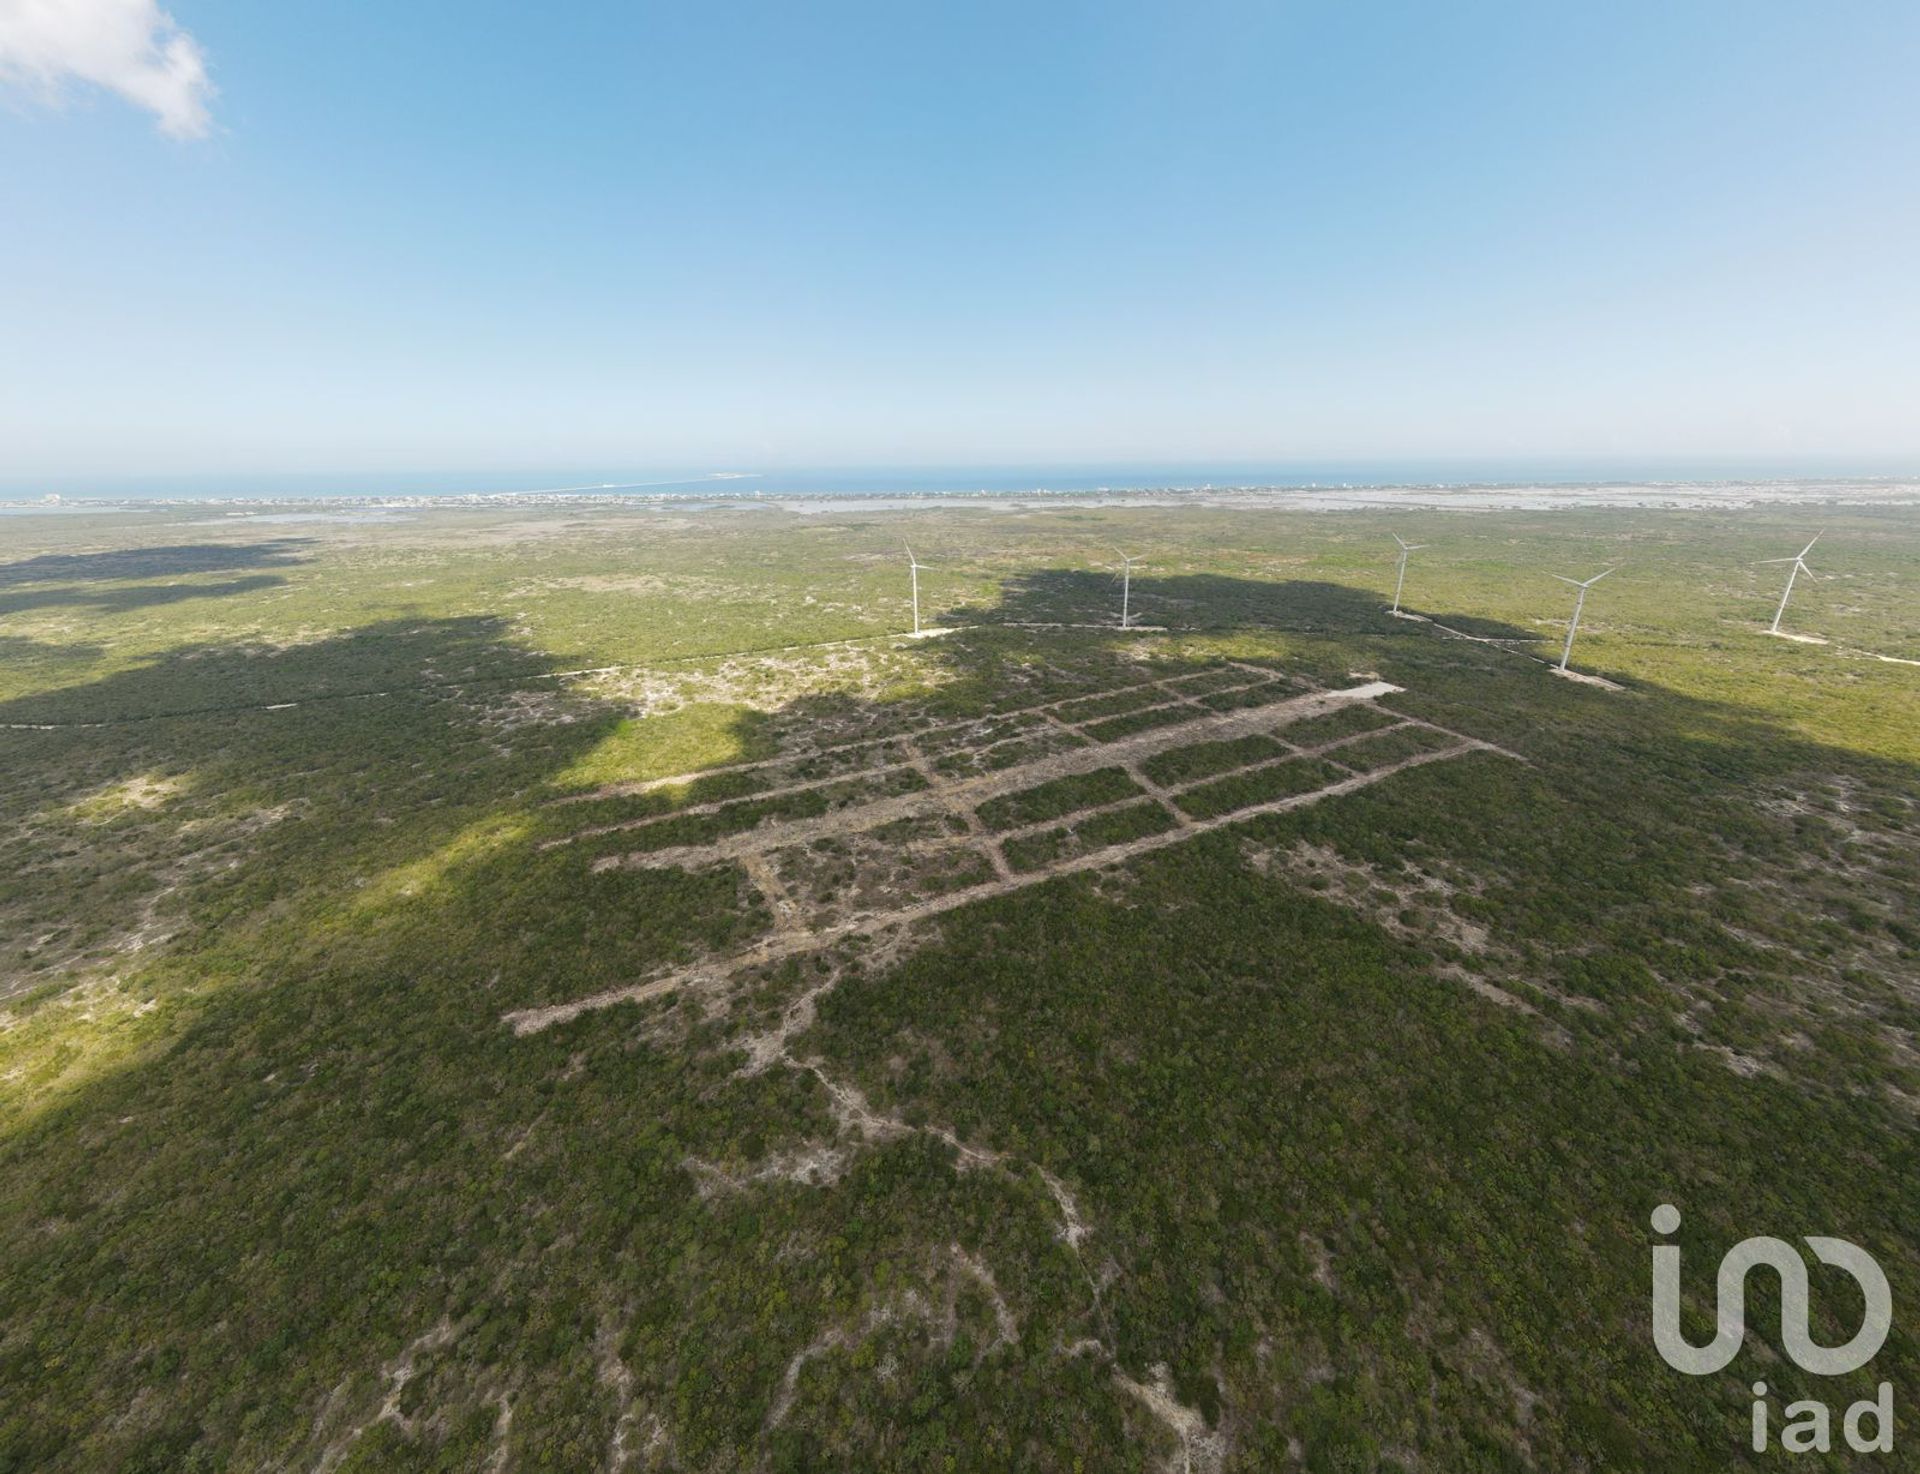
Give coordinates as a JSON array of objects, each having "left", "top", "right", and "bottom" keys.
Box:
[{"left": 512, "top": 658, "right": 1515, "bottom": 1033}]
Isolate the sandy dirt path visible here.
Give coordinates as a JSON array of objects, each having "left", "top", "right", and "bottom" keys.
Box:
[
  {"left": 506, "top": 733, "right": 1493, "bottom": 1034},
  {"left": 589, "top": 681, "right": 1402, "bottom": 876}
]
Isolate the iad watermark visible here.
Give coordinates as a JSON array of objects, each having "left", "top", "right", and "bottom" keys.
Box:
[{"left": 1652, "top": 1203, "right": 1894, "bottom": 1455}]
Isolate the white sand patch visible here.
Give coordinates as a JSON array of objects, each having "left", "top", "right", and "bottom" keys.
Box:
[
  {"left": 1550, "top": 666, "right": 1624, "bottom": 690},
  {"left": 1114, "top": 1363, "right": 1226, "bottom": 1474},
  {"left": 66, "top": 773, "right": 187, "bottom": 822}
]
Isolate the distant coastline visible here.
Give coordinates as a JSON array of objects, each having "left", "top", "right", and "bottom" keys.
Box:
[{"left": 5, "top": 474, "right": 1920, "bottom": 519}]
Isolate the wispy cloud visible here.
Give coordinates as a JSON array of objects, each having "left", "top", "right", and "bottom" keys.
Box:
[{"left": 0, "top": 0, "right": 214, "bottom": 138}]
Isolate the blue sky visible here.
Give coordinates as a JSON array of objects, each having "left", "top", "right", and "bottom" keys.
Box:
[{"left": 3, "top": 0, "right": 1918, "bottom": 487}]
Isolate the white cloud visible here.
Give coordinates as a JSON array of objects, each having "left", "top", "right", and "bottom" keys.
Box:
[{"left": 0, "top": 0, "right": 213, "bottom": 138}]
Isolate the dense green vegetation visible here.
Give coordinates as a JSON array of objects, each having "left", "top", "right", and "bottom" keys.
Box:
[
  {"left": 1081, "top": 705, "right": 1207, "bottom": 742},
  {"left": 1281, "top": 704, "right": 1400, "bottom": 750},
  {"left": 1198, "top": 679, "right": 1297, "bottom": 713},
  {"left": 0, "top": 496, "right": 1915, "bottom": 1471},
  {"left": 1141, "top": 734, "right": 1289, "bottom": 788},
  {"left": 1003, "top": 801, "right": 1179, "bottom": 874},
  {"left": 1177, "top": 759, "right": 1351, "bottom": 820},
  {"left": 1325, "top": 725, "right": 1460, "bottom": 774},
  {"left": 976, "top": 768, "right": 1145, "bottom": 833}
]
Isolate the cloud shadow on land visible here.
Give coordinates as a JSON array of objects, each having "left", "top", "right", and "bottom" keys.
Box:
[
  {"left": 0, "top": 539, "right": 319, "bottom": 616},
  {"left": 0, "top": 634, "right": 106, "bottom": 666},
  {"left": 939, "top": 566, "right": 1543, "bottom": 647},
  {"left": 0, "top": 614, "right": 575, "bottom": 727},
  {"left": 0, "top": 540, "right": 315, "bottom": 587},
  {"left": 0, "top": 574, "right": 293, "bottom": 617}
]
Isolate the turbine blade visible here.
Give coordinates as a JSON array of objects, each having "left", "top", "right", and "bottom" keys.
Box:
[
  {"left": 1799, "top": 532, "right": 1822, "bottom": 559},
  {"left": 1551, "top": 575, "right": 1582, "bottom": 586},
  {"left": 1585, "top": 566, "right": 1617, "bottom": 584}
]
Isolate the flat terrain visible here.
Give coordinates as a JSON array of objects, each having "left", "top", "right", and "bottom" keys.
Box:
[{"left": 0, "top": 496, "right": 1916, "bottom": 1471}]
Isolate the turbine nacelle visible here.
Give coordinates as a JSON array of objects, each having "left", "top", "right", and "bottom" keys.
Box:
[{"left": 1757, "top": 531, "right": 1823, "bottom": 566}]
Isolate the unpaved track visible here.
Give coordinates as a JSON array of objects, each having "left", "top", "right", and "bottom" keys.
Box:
[
  {"left": 549, "top": 663, "right": 1284, "bottom": 810},
  {"left": 506, "top": 736, "right": 1495, "bottom": 1034},
  {"left": 591, "top": 681, "right": 1402, "bottom": 875}
]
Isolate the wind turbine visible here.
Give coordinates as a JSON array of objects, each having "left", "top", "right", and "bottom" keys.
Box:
[
  {"left": 1389, "top": 534, "right": 1428, "bottom": 616},
  {"left": 1113, "top": 550, "right": 1142, "bottom": 629},
  {"left": 904, "top": 544, "right": 929, "bottom": 634},
  {"left": 1760, "top": 533, "right": 1822, "bottom": 636},
  {"left": 1551, "top": 566, "right": 1616, "bottom": 671}
]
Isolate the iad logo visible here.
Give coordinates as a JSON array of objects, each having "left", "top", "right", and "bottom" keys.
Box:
[{"left": 1651, "top": 1203, "right": 1895, "bottom": 1454}]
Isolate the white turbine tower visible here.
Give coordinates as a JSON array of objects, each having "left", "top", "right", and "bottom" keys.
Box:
[
  {"left": 1551, "top": 566, "right": 1616, "bottom": 671},
  {"left": 1114, "top": 550, "right": 1142, "bottom": 629},
  {"left": 1760, "top": 533, "right": 1822, "bottom": 637},
  {"left": 904, "top": 544, "right": 929, "bottom": 635},
  {"left": 1389, "top": 534, "right": 1428, "bottom": 616}
]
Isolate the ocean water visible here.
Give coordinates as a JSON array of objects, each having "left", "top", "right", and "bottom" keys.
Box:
[{"left": 4, "top": 458, "right": 1918, "bottom": 505}]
